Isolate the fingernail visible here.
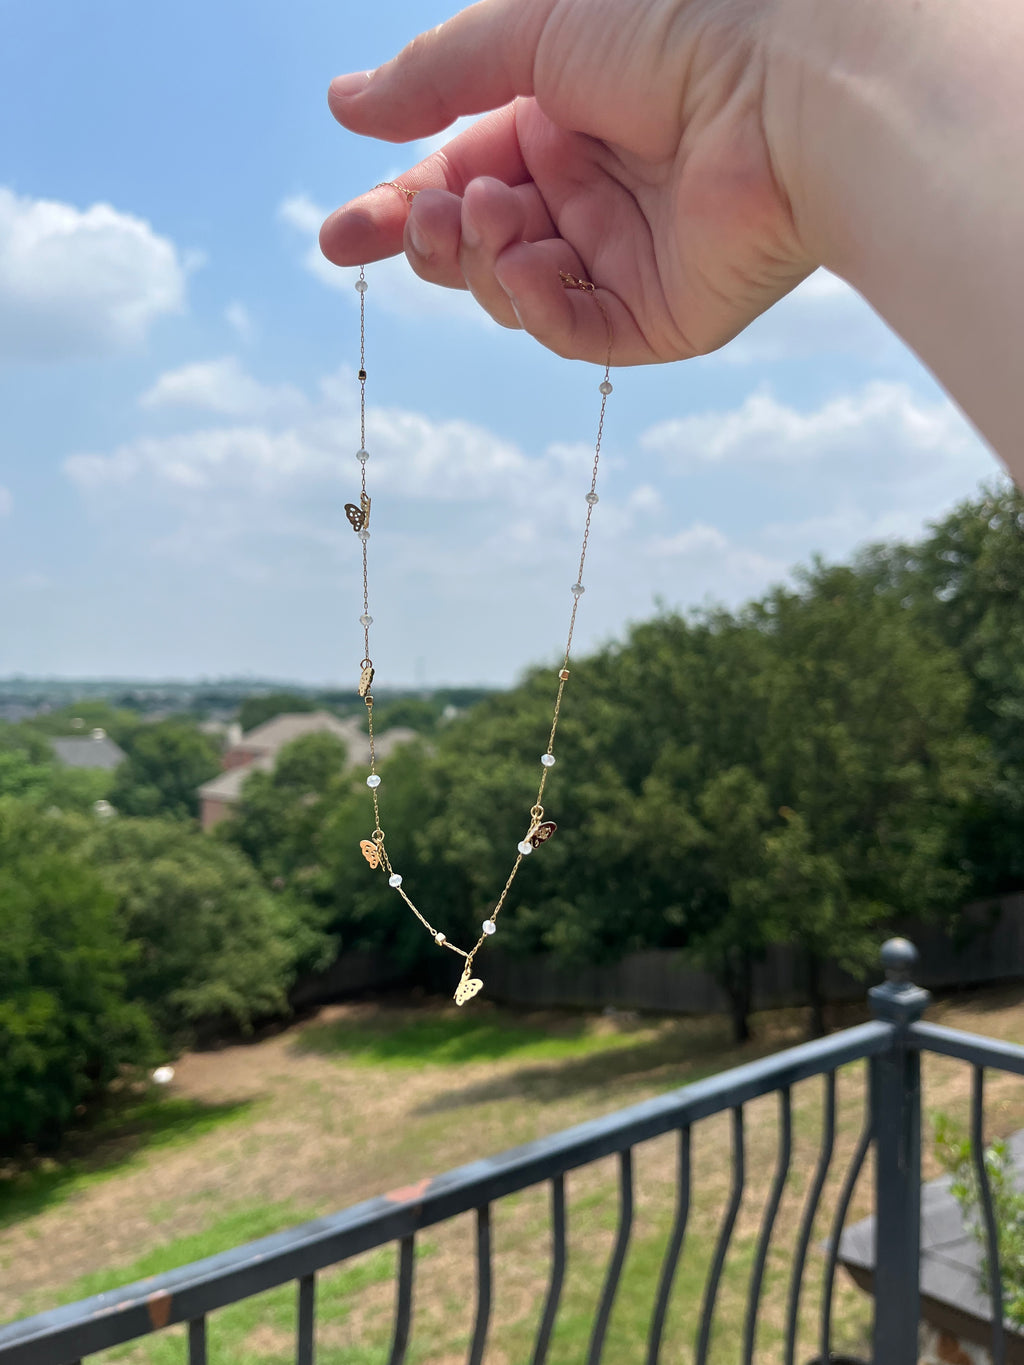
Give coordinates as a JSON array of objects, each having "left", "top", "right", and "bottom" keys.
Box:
[
  {"left": 461, "top": 211, "right": 481, "bottom": 251},
  {"left": 407, "top": 220, "right": 430, "bottom": 260},
  {"left": 329, "top": 70, "right": 374, "bottom": 100}
]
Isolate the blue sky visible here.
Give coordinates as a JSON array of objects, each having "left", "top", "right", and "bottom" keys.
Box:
[{"left": 0, "top": 0, "right": 1005, "bottom": 687}]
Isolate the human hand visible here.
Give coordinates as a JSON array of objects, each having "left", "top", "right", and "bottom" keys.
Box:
[{"left": 319, "top": 0, "right": 815, "bottom": 366}]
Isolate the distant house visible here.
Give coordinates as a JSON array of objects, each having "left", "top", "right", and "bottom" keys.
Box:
[
  {"left": 197, "top": 710, "right": 415, "bottom": 831},
  {"left": 50, "top": 728, "right": 127, "bottom": 771}
]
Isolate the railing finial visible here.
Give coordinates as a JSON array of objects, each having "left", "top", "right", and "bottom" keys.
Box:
[
  {"left": 870, "top": 937, "right": 931, "bottom": 1024},
  {"left": 881, "top": 937, "right": 919, "bottom": 986}
]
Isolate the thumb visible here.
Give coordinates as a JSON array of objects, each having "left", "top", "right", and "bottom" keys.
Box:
[{"left": 327, "top": 0, "right": 553, "bottom": 144}]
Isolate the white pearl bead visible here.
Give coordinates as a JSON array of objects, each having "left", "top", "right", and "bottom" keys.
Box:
[
  {"left": 599, "top": 379, "right": 613, "bottom": 395},
  {"left": 389, "top": 873, "right": 402, "bottom": 888},
  {"left": 360, "top": 614, "right": 373, "bottom": 626},
  {"left": 541, "top": 754, "right": 556, "bottom": 768},
  {"left": 355, "top": 278, "right": 368, "bottom": 293},
  {"left": 435, "top": 931, "right": 446, "bottom": 945},
  {"left": 586, "top": 492, "right": 599, "bottom": 505},
  {"left": 366, "top": 774, "right": 381, "bottom": 789},
  {"left": 357, "top": 449, "right": 369, "bottom": 463},
  {"left": 571, "top": 583, "right": 585, "bottom": 597},
  {"left": 482, "top": 920, "right": 496, "bottom": 936},
  {"left": 517, "top": 840, "right": 533, "bottom": 856},
  {"left": 358, "top": 528, "right": 370, "bottom": 542}
]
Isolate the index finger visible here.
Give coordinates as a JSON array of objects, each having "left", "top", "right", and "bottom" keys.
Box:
[{"left": 320, "top": 104, "right": 529, "bottom": 266}]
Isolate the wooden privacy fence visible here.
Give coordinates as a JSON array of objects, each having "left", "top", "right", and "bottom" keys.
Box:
[
  {"left": 481, "top": 894, "right": 1024, "bottom": 1014},
  {"left": 291, "top": 892, "right": 1024, "bottom": 1015}
]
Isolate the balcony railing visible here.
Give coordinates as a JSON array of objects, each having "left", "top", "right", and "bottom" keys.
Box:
[{"left": 1, "top": 937, "right": 1021, "bottom": 1365}]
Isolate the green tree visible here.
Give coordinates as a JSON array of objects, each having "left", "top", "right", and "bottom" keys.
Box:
[
  {"left": 224, "top": 732, "right": 349, "bottom": 892},
  {"left": 109, "top": 720, "right": 220, "bottom": 820},
  {"left": 0, "top": 722, "right": 114, "bottom": 811},
  {"left": 0, "top": 800, "right": 155, "bottom": 1150},
  {"left": 935, "top": 1114, "right": 1024, "bottom": 1330},
  {"left": 863, "top": 482, "right": 1024, "bottom": 890},
  {"left": 88, "top": 818, "right": 308, "bottom": 1044},
  {"left": 747, "top": 563, "right": 987, "bottom": 1030}
]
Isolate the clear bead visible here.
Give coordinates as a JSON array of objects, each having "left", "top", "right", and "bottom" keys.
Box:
[
  {"left": 359, "top": 614, "right": 373, "bottom": 627},
  {"left": 356, "top": 448, "right": 369, "bottom": 463},
  {"left": 586, "top": 492, "right": 599, "bottom": 505},
  {"left": 358, "top": 528, "right": 370, "bottom": 542},
  {"left": 389, "top": 873, "right": 402, "bottom": 888},
  {"left": 435, "top": 931, "right": 446, "bottom": 945},
  {"left": 517, "top": 840, "right": 533, "bottom": 856},
  {"left": 367, "top": 773, "right": 381, "bottom": 789},
  {"left": 541, "top": 753, "right": 556, "bottom": 768},
  {"left": 599, "top": 379, "right": 613, "bottom": 395},
  {"left": 571, "top": 582, "right": 585, "bottom": 597},
  {"left": 482, "top": 920, "right": 496, "bottom": 936},
  {"left": 355, "top": 278, "right": 368, "bottom": 293}
]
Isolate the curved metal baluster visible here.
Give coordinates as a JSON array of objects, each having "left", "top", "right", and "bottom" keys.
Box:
[
  {"left": 820, "top": 1094, "right": 872, "bottom": 1363},
  {"left": 531, "top": 1175, "right": 567, "bottom": 1365},
  {"left": 645, "top": 1126, "right": 692, "bottom": 1365},
  {"left": 742, "top": 1089, "right": 792, "bottom": 1364},
  {"left": 466, "top": 1206, "right": 492, "bottom": 1365},
  {"left": 972, "top": 1066, "right": 1006, "bottom": 1365},
  {"left": 695, "top": 1106, "right": 745, "bottom": 1365},
  {"left": 784, "top": 1071, "right": 836, "bottom": 1365},
  {"left": 387, "top": 1236, "right": 415, "bottom": 1365},
  {"left": 296, "top": 1273, "right": 316, "bottom": 1365},
  {"left": 585, "top": 1148, "right": 634, "bottom": 1365}
]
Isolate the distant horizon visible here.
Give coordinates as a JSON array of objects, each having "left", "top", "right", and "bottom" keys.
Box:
[{"left": 0, "top": 674, "right": 502, "bottom": 692}]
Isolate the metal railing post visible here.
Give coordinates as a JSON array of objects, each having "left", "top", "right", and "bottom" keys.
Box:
[{"left": 868, "top": 938, "right": 931, "bottom": 1365}]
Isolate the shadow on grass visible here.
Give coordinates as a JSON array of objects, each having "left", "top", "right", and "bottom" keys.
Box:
[
  {"left": 411, "top": 1022, "right": 798, "bottom": 1115},
  {"left": 0, "top": 1092, "right": 252, "bottom": 1231},
  {"left": 294, "top": 1003, "right": 807, "bottom": 1111}
]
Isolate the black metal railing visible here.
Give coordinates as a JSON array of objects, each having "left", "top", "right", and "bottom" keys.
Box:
[{"left": 1, "top": 937, "right": 1022, "bottom": 1365}]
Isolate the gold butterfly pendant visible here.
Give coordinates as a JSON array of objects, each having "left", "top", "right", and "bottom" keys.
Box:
[
  {"left": 359, "top": 839, "right": 380, "bottom": 869},
  {"left": 529, "top": 820, "right": 557, "bottom": 848},
  {"left": 454, "top": 969, "right": 483, "bottom": 1007},
  {"left": 345, "top": 493, "right": 371, "bottom": 533},
  {"left": 358, "top": 664, "right": 375, "bottom": 697}
]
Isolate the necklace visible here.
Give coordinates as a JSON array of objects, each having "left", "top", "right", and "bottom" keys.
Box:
[{"left": 349, "top": 185, "right": 614, "bottom": 1006}]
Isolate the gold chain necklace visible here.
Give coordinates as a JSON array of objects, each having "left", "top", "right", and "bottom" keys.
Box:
[{"left": 349, "top": 184, "right": 613, "bottom": 1006}]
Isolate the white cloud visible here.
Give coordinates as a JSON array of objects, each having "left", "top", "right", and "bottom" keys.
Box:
[
  {"left": 225, "top": 301, "right": 255, "bottom": 343},
  {"left": 0, "top": 186, "right": 189, "bottom": 361},
  {"left": 279, "top": 193, "right": 493, "bottom": 326},
  {"left": 139, "top": 357, "right": 305, "bottom": 420},
  {"left": 0, "top": 486, "right": 12, "bottom": 516},
  {"left": 642, "top": 380, "right": 984, "bottom": 476},
  {"left": 68, "top": 386, "right": 533, "bottom": 516},
  {"left": 638, "top": 380, "right": 999, "bottom": 593}
]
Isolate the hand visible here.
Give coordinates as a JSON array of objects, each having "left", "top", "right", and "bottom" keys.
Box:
[{"left": 319, "top": 0, "right": 815, "bottom": 366}]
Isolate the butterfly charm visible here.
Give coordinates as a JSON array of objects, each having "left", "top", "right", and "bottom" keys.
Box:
[
  {"left": 358, "top": 665, "right": 375, "bottom": 697},
  {"left": 529, "top": 821, "right": 558, "bottom": 848},
  {"left": 345, "top": 493, "right": 371, "bottom": 533},
  {"left": 454, "top": 970, "right": 484, "bottom": 1007},
  {"left": 359, "top": 839, "right": 380, "bottom": 869}
]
